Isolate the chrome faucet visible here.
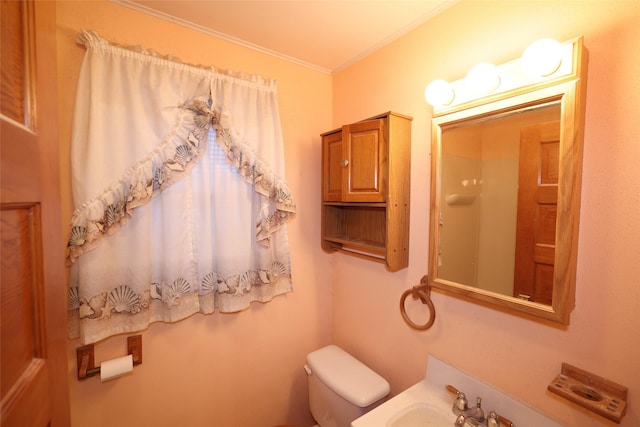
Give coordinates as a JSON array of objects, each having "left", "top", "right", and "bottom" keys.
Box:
[
  {"left": 452, "top": 394, "right": 485, "bottom": 425},
  {"left": 447, "top": 385, "right": 514, "bottom": 427},
  {"left": 455, "top": 410, "right": 501, "bottom": 427}
]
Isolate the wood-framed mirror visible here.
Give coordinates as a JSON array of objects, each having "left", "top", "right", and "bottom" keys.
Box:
[{"left": 428, "top": 37, "right": 588, "bottom": 324}]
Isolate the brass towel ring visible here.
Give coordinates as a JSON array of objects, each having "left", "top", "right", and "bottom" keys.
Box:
[{"left": 400, "top": 275, "right": 436, "bottom": 330}]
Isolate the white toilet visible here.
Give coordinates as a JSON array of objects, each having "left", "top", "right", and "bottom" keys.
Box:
[{"left": 303, "top": 345, "right": 390, "bottom": 427}]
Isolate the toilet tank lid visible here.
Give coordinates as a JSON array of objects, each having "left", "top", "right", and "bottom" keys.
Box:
[{"left": 306, "top": 345, "right": 390, "bottom": 408}]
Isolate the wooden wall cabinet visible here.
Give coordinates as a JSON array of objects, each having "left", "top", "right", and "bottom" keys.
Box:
[{"left": 321, "top": 112, "right": 412, "bottom": 271}]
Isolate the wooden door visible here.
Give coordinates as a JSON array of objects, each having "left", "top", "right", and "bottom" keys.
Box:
[
  {"left": 513, "top": 120, "right": 560, "bottom": 305},
  {"left": 342, "top": 119, "right": 387, "bottom": 202},
  {"left": 1, "top": 1, "right": 70, "bottom": 425},
  {"left": 322, "top": 130, "right": 343, "bottom": 202}
]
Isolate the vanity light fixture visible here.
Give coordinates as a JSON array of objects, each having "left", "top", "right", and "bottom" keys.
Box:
[{"left": 425, "top": 37, "right": 573, "bottom": 111}]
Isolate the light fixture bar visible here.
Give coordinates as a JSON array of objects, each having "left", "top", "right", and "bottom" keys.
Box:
[{"left": 426, "top": 37, "right": 582, "bottom": 116}]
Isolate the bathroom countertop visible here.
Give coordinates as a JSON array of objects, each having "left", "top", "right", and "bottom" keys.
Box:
[{"left": 352, "top": 355, "right": 565, "bottom": 427}]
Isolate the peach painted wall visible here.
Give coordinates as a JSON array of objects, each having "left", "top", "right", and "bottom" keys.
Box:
[
  {"left": 56, "top": 2, "right": 332, "bottom": 426},
  {"left": 332, "top": 1, "right": 640, "bottom": 427}
]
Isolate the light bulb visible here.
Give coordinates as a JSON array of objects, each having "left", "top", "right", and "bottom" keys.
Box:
[
  {"left": 425, "top": 80, "right": 454, "bottom": 107},
  {"left": 465, "top": 63, "right": 501, "bottom": 94},
  {"left": 521, "top": 38, "right": 563, "bottom": 77}
]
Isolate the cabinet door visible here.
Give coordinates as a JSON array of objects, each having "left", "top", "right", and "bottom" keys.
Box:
[
  {"left": 322, "top": 130, "right": 343, "bottom": 201},
  {"left": 343, "top": 119, "right": 387, "bottom": 202}
]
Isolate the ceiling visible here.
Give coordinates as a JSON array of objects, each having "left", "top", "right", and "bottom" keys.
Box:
[{"left": 116, "top": 0, "right": 457, "bottom": 73}]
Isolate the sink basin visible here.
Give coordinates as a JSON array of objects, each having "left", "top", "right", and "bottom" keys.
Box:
[
  {"left": 387, "top": 402, "right": 453, "bottom": 427},
  {"left": 351, "top": 379, "right": 452, "bottom": 427}
]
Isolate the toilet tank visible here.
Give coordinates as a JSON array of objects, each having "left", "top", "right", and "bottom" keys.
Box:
[{"left": 305, "top": 345, "right": 390, "bottom": 427}]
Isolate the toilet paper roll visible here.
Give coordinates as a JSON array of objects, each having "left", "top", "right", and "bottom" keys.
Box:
[{"left": 100, "top": 354, "right": 133, "bottom": 382}]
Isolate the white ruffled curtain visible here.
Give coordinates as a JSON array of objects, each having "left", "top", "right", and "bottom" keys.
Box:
[{"left": 67, "top": 31, "right": 295, "bottom": 344}]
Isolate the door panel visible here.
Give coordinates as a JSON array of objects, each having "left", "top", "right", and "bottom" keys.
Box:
[
  {"left": 1, "top": 205, "right": 45, "bottom": 391},
  {"left": 0, "top": 205, "right": 50, "bottom": 423},
  {"left": 1, "top": 0, "right": 33, "bottom": 126},
  {"left": 1, "top": 1, "right": 70, "bottom": 425},
  {"left": 513, "top": 120, "right": 560, "bottom": 304}
]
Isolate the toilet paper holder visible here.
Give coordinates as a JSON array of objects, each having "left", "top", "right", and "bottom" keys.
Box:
[{"left": 77, "top": 335, "right": 142, "bottom": 380}]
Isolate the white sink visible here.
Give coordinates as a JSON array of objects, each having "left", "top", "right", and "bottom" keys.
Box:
[
  {"left": 352, "top": 355, "right": 565, "bottom": 427},
  {"left": 352, "top": 378, "right": 453, "bottom": 427},
  {"left": 388, "top": 402, "right": 453, "bottom": 427}
]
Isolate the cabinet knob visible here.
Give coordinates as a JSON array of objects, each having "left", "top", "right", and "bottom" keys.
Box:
[{"left": 341, "top": 159, "right": 349, "bottom": 167}]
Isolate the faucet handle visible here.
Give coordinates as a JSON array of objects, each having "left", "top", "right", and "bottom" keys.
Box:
[
  {"left": 446, "top": 384, "right": 468, "bottom": 412},
  {"left": 487, "top": 411, "right": 499, "bottom": 427},
  {"left": 487, "top": 410, "right": 515, "bottom": 427},
  {"left": 446, "top": 384, "right": 460, "bottom": 394},
  {"left": 455, "top": 392, "right": 468, "bottom": 412},
  {"left": 497, "top": 414, "right": 515, "bottom": 427}
]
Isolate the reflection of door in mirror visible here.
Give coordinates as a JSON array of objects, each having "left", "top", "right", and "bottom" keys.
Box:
[
  {"left": 439, "top": 103, "right": 560, "bottom": 301},
  {"left": 513, "top": 120, "right": 560, "bottom": 304}
]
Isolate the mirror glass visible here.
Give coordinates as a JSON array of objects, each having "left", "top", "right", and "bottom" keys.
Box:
[
  {"left": 439, "top": 101, "right": 560, "bottom": 304},
  {"left": 428, "top": 38, "right": 587, "bottom": 324}
]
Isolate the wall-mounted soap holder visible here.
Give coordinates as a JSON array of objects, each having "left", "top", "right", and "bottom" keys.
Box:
[{"left": 548, "top": 362, "right": 628, "bottom": 423}]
